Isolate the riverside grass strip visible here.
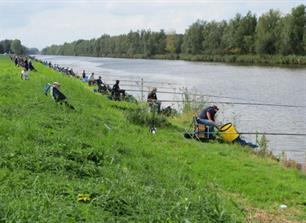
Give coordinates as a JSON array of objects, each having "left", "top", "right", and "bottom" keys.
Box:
[{"left": 0, "top": 55, "right": 305, "bottom": 222}]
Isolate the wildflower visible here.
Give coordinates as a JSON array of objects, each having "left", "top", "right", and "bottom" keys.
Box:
[{"left": 78, "top": 193, "right": 91, "bottom": 202}]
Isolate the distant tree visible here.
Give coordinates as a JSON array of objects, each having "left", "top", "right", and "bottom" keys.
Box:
[
  {"left": 25, "top": 47, "right": 39, "bottom": 55},
  {"left": 175, "top": 34, "right": 184, "bottom": 54},
  {"left": 11, "top": 39, "right": 24, "bottom": 55},
  {"left": 0, "top": 44, "right": 3, "bottom": 54},
  {"left": 221, "top": 12, "right": 256, "bottom": 54},
  {"left": 279, "top": 4, "right": 305, "bottom": 55},
  {"left": 39, "top": 5, "right": 305, "bottom": 58},
  {"left": 255, "top": 10, "right": 282, "bottom": 54},
  {"left": 202, "top": 21, "right": 227, "bottom": 54},
  {"left": 239, "top": 11, "right": 257, "bottom": 53},
  {"left": 1, "top": 40, "right": 11, "bottom": 53},
  {"left": 127, "top": 31, "right": 141, "bottom": 56},
  {"left": 166, "top": 31, "right": 177, "bottom": 54},
  {"left": 182, "top": 21, "right": 204, "bottom": 54},
  {"left": 221, "top": 14, "right": 242, "bottom": 54}
]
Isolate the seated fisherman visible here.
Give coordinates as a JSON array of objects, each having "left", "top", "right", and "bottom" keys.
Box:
[
  {"left": 96, "top": 76, "right": 107, "bottom": 93},
  {"left": 82, "top": 70, "right": 86, "bottom": 81},
  {"left": 88, "top": 73, "right": 95, "bottom": 86},
  {"left": 28, "top": 59, "right": 36, "bottom": 71},
  {"left": 197, "top": 105, "right": 219, "bottom": 139},
  {"left": 50, "top": 82, "right": 75, "bottom": 110},
  {"left": 147, "top": 87, "right": 161, "bottom": 113},
  {"left": 21, "top": 69, "right": 29, "bottom": 80},
  {"left": 111, "top": 80, "right": 125, "bottom": 100}
]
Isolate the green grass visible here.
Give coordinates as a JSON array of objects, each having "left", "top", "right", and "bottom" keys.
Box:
[{"left": 0, "top": 55, "right": 305, "bottom": 222}]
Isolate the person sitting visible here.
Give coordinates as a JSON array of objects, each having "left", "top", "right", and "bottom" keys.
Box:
[
  {"left": 111, "top": 80, "right": 125, "bottom": 100},
  {"left": 28, "top": 60, "right": 36, "bottom": 71},
  {"left": 88, "top": 73, "right": 95, "bottom": 86},
  {"left": 50, "top": 82, "right": 75, "bottom": 110},
  {"left": 14, "top": 57, "right": 18, "bottom": 66},
  {"left": 147, "top": 87, "right": 161, "bottom": 113},
  {"left": 21, "top": 69, "right": 29, "bottom": 80},
  {"left": 197, "top": 105, "right": 219, "bottom": 139},
  {"left": 96, "top": 76, "right": 107, "bottom": 93},
  {"left": 82, "top": 70, "right": 86, "bottom": 81}
]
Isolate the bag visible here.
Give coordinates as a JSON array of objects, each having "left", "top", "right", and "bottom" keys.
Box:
[{"left": 44, "top": 83, "right": 51, "bottom": 95}]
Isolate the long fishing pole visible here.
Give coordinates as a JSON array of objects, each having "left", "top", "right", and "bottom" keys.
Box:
[
  {"left": 159, "top": 99, "right": 306, "bottom": 108},
  {"left": 117, "top": 84, "right": 178, "bottom": 90},
  {"left": 124, "top": 89, "right": 251, "bottom": 101},
  {"left": 219, "top": 132, "right": 306, "bottom": 136}
]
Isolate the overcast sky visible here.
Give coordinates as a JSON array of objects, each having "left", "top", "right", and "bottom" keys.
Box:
[{"left": 0, "top": 0, "right": 304, "bottom": 49}]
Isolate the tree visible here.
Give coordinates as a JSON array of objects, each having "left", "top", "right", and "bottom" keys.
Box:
[
  {"left": 202, "top": 21, "right": 227, "bottom": 54},
  {"left": 221, "top": 12, "right": 257, "bottom": 54},
  {"left": 165, "top": 31, "right": 177, "bottom": 54},
  {"left": 182, "top": 20, "right": 204, "bottom": 54},
  {"left": 11, "top": 39, "right": 24, "bottom": 55},
  {"left": 239, "top": 11, "right": 257, "bottom": 53},
  {"left": 221, "top": 14, "right": 242, "bottom": 54},
  {"left": 25, "top": 47, "right": 39, "bottom": 55},
  {"left": 279, "top": 4, "right": 305, "bottom": 55},
  {"left": 1, "top": 40, "right": 11, "bottom": 53},
  {"left": 255, "top": 10, "right": 282, "bottom": 54}
]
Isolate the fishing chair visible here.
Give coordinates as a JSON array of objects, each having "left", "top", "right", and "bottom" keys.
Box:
[{"left": 193, "top": 116, "right": 208, "bottom": 141}]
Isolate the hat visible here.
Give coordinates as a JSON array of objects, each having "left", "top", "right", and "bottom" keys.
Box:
[
  {"left": 213, "top": 105, "right": 219, "bottom": 110},
  {"left": 53, "top": 82, "right": 60, "bottom": 86}
]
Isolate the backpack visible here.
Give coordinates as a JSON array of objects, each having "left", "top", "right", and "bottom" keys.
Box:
[{"left": 44, "top": 83, "right": 51, "bottom": 96}]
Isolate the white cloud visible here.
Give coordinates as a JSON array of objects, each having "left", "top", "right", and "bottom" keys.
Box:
[{"left": 0, "top": 0, "right": 304, "bottom": 49}]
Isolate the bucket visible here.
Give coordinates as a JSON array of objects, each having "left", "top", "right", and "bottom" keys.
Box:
[{"left": 219, "top": 123, "right": 239, "bottom": 142}]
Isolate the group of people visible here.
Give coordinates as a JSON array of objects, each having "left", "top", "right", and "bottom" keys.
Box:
[
  {"left": 81, "top": 70, "right": 127, "bottom": 100},
  {"left": 10, "top": 55, "right": 36, "bottom": 80},
  {"left": 11, "top": 55, "right": 257, "bottom": 148},
  {"left": 45, "top": 61, "right": 76, "bottom": 76},
  {"left": 10, "top": 55, "right": 75, "bottom": 110},
  {"left": 38, "top": 59, "right": 131, "bottom": 104}
]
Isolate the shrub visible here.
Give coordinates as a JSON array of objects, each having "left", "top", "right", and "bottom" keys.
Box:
[{"left": 126, "top": 108, "right": 170, "bottom": 128}]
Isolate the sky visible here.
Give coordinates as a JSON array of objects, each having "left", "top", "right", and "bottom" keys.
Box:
[{"left": 0, "top": 0, "right": 304, "bottom": 50}]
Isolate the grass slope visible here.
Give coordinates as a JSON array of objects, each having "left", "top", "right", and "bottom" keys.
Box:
[{"left": 0, "top": 56, "right": 305, "bottom": 222}]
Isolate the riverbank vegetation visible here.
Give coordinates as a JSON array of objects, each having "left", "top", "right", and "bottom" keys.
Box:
[
  {"left": 1, "top": 55, "right": 306, "bottom": 222},
  {"left": 0, "top": 39, "right": 39, "bottom": 55},
  {"left": 41, "top": 4, "right": 306, "bottom": 65}
]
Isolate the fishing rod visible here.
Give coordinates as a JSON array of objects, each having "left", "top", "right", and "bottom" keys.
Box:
[
  {"left": 124, "top": 89, "right": 251, "bottom": 101},
  {"left": 220, "top": 132, "right": 306, "bottom": 136},
  {"left": 159, "top": 99, "right": 306, "bottom": 108},
  {"left": 115, "top": 84, "right": 179, "bottom": 90},
  {"left": 98, "top": 76, "right": 179, "bottom": 86}
]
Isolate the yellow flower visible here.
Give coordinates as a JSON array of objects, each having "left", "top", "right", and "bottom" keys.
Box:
[{"left": 78, "top": 193, "right": 91, "bottom": 202}]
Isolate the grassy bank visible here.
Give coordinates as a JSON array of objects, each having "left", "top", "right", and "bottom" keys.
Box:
[
  {"left": 0, "top": 56, "right": 305, "bottom": 222},
  {"left": 178, "top": 54, "right": 306, "bottom": 66}
]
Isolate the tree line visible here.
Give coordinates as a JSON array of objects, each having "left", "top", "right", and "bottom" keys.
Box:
[
  {"left": 0, "top": 39, "right": 39, "bottom": 55},
  {"left": 40, "top": 5, "right": 305, "bottom": 60}
]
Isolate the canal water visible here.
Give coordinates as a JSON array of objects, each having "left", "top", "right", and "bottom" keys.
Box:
[{"left": 35, "top": 55, "right": 306, "bottom": 164}]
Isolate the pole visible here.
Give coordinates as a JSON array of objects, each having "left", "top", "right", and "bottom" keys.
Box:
[{"left": 141, "top": 78, "right": 144, "bottom": 102}]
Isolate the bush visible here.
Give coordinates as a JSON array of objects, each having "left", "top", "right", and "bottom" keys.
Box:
[{"left": 126, "top": 108, "right": 170, "bottom": 128}]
